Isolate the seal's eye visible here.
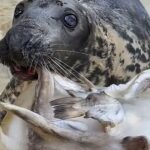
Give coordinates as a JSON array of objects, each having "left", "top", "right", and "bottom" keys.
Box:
[
  {"left": 63, "top": 14, "right": 78, "bottom": 29},
  {"left": 14, "top": 3, "right": 24, "bottom": 18}
]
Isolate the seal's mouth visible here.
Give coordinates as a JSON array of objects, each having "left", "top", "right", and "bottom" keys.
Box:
[{"left": 10, "top": 64, "right": 38, "bottom": 80}]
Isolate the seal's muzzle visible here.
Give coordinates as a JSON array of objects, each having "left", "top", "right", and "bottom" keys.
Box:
[
  {"left": 0, "top": 0, "right": 91, "bottom": 81},
  {"left": 7, "top": 19, "right": 51, "bottom": 65},
  {"left": 0, "top": 19, "right": 52, "bottom": 80}
]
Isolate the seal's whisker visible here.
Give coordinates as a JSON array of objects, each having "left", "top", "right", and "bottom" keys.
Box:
[
  {"left": 53, "top": 57, "right": 88, "bottom": 84},
  {"left": 29, "top": 56, "right": 36, "bottom": 70},
  {"left": 38, "top": 55, "right": 49, "bottom": 70},
  {"left": 52, "top": 59, "right": 80, "bottom": 81},
  {"left": 50, "top": 58, "right": 71, "bottom": 77},
  {"left": 53, "top": 57, "right": 96, "bottom": 90},
  {"left": 48, "top": 61, "right": 60, "bottom": 75},
  {"left": 46, "top": 56, "right": 64, "bottom": 76},
  {"left": 39, "top": 50, "right": 90, "bottom": 58},
  {"left": 50, "top": 56, "right": 81, "bottom": 81},
  {"left": 39, "top": 57, "right": 49, "bottom": 71},
  {"left": 41, "top": 57, "right": 49, "bottom": 71},
  {"left": 53, "top": 56, "right": 85, "bottom": 80},
  {"left": 54, "top": 50, "right": 90, "bottom": 57},
  {"left": 47, "top": 57, "right": 64, "bottom": 76},
  {"left": 33, "top": 59, "right": 39, "bottom": 72},
  {"left": 51, "top": 58, "right": 70, "bottom": 76},
  {"left": 51, "top": 62, "right": 65, "bottom": 77}
]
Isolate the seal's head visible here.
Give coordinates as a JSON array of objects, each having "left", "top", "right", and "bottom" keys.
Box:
[
  {"left": 0, "top": 0, "right": 150, "bottom": 85},
  {"left": 0, "top": 0, "right": 92, "bottom": 80}
]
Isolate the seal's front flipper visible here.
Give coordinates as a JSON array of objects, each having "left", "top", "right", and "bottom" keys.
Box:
[
  {"left": 51, "top": 97, "right": 86, "bottom": 119},
  {"left": 33, "top": 69, "right": 54, "bottom": 120},
  {"left": 104, "top": 69, "right": 150, "bottom": 101},
  {"left": 0, "top": 102, "right": 59, "bottom": 139},
  {"left": 85, "top": 101, "right": 124, "bottom": 127},
  {"left": 0, "top": 102, "right": 91, "bottom": 142},
  {"left": 51, "top": 93, "right": 124, "bottom": 130}
]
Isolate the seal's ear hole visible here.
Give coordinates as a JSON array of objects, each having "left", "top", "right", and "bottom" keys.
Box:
[{"left": 14, "top": 2, "right": 25, "bottom": 19}]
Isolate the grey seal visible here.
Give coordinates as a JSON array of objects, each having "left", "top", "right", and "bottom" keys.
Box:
[{"left": 0, "top": 0, "right": 150, "bottom": 86}]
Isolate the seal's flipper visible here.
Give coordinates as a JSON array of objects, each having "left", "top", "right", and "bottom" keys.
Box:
[
  {"left": 0, "top": 102, "right": 62, "bottom": 139},
  {"left": 85, "top": 102, "right": 124, "bottom": 127},
  {"left": 0, "top": 102, "right": 102, "bottom": 143},
  {"left": 51, "top": 97, "right": 85, "bottom": 119},
  {"left": 53, "top": 120, "right": 88, "bottom": 132},
  {"left": 52, "top": 93, "right": 124, "bottom": 128},
  {"left": 105, "top": 69, "right": 150, "bottom": 101},
  {"left": 33, "top": 69, "right": 54, "bottom": 120}
]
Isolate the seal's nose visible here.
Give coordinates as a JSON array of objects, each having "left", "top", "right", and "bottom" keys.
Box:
[
  {"left": 8, "top": 20, "right": 45, "bottom": 50},
  {"left": 0, "top": 37, "right": 8, "bottom": 56},
  {"left": 6, "top": 19, "right": 50, "bottom": 64}
]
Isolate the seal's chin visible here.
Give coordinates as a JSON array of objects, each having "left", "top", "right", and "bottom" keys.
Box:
[{"left": 10, "top": 65, "right": 38, "bottom": 81}]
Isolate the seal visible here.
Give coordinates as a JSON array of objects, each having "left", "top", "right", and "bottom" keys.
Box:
[
  {"left": 0, "top": 0, "right": 150, "bottom": 86},
  {"left": 0, "top": 1, "right": 150, "bottom": 149},
  {"left": 0, "top": 69, "right": 150, "bottom": 150}
]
